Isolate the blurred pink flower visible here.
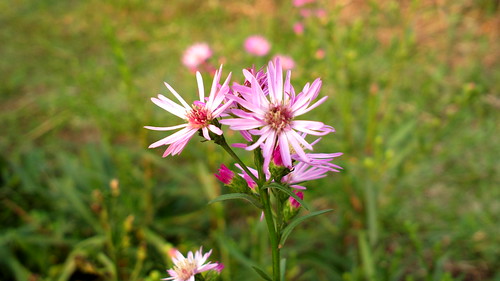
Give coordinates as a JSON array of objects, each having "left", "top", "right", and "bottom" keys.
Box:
[
  {"left": 293, "top": 0, "right": 315, "bottom": 7},
  {"left": 244, "top": 35, "right": 271, "bottom": 56},
  {"left": 182, "top": 43, "right": 213, "bottom": 70},
  {"left": 299, "top": 8, "right": 327, "bottom": 18},
  {"left": 163, "top": 247, "right": 220, "bottom": 281},
  {"left": 299, "top": 8, "right": 312, "bottom": 17},
  {"left": 315, "top": 8, "right": 327, "bottom": 18},
  {"left": 293, "top": 22, "right": 304, "bottom": 35},
  {"left": 272, "top": 54, "right": 295, "bottom": 70},
  {"left": 315, "top": 48, "right": 325, "bottom": 59}
]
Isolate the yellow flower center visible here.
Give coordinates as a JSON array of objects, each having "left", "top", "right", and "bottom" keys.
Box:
[{"left": 264, "top": 104, "right": 293, "bottom": 133}]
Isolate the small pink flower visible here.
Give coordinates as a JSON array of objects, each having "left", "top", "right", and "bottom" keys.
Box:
[
  {"left": 289, "top": 191, "right": 304, "bottom": 208},
  {"left": 163, "top": 247, "right": 220, "bottom": 281},
  {"left": 293, "top": 0, "right": 315, "bottom": 7},
  {"left": 145, "top": 66, "right": 232, "bottom": 157},
  {"left": 214, "top": 164, "right": 234, "bottom": 184},
  {"left": 244, "top": 35, "right": 271, "bottom": 56},
  {"left": 282, "top": 160, "right": 335, "bottom": 190},
  {"left": 293, "top": 22, "right": 304, "bottom": 35},
  {"left": 182, "top": 43, "right": 213, "bottom": 70},
  {"left": 272, "top": 54, "right": 295, "bottom": 70}
]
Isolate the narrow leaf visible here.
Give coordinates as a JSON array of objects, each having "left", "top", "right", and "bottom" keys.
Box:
[
  {"left": 280, "top": 209, "right": 333, "bottom": 246},
  {"left": 359, "top": 231, "right": 376, "bottom": 280},
  {"left": 208, "top": 193, "right": 262, "bottom": 209},
  {"left": 263, "top": 182, "right": 309, "bottom": 210},
  {"left": 251, "top": 266, "right": 272, "bottom": 281}
]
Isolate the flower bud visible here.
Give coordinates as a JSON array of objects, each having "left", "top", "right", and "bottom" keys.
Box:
[{"left": 214, "top": 164, "right": 234, "bottom": 185}]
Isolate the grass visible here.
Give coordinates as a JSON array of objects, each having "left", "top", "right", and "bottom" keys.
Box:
[{"left": 1, "top": 0, "right": 499, "bottom": 280}]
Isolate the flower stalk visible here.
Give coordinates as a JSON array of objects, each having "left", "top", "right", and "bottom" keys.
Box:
[{"left": 260, "top": 186, "right": 281, "bottom": 281}]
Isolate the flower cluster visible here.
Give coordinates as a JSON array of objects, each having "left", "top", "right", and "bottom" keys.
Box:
[
  {"left": 147, "top": 58, "right": 340, "bottom": 173},
  {"left": 148, "top": 58, "right": 341, "bottom": 280},
  {"left": 147, "top": 58, "right": 341, "bottom": 213}
]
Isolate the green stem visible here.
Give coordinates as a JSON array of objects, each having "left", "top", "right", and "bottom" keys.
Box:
[
  {"left": 214, "top": 131, "right": 280, "bottom": 280},
  {"left": 215, "top": 134, "right": 260, "bottom": 185},
  {"left": 260, "top": 188, "right": 280, "bottom": 281}
]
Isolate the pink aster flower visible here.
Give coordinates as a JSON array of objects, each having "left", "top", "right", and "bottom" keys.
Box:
[
  {"left": 182, "top": 43, "right": 213, "bottom": 70},
  {"left": 244, "top": 35, "right": 271, "bottom": 56},
  {"left": 282, "top": 160, "right": 333, "bottom": 190},
  {"left": 163, "top": 247, "right": 220, "bottom": 281},
  {"left": 145, "top": 66, "right": 232, "bottom": 157},
  {"left": 220, "top": 59, "right": 333, "bottom": 172},
  {"left": 293, "top": 152, "right": 343, "bottom": 171}
]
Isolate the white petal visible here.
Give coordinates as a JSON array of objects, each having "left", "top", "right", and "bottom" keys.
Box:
[
  {"left": 144, "top": 124, "right": 188, "bottom": 131},
  {"left": 152, "top": 96, "right": 187, "bottom": 119},
  {"left": 202, "top": 127, "right": 210, "bottom": 140},
  {"left": 164, "top": 82, "right": 191, "bottom": 109},
  {"left": 196, "top": 71, "right": 205, "bottom": 102},
  {"left": 209, "top": 125, "right": 223, "bottom": 135}
]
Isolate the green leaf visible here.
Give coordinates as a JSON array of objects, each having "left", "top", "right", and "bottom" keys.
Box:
[
  {"left": 280, "top": 209, "right": 333, "bottom": 246},
  {"left": 263, "top": 182, "right": 309, "bottom": 210},
  {"left": 280, "top": 258, "right": 287, "bottom": 281},
  {"left": 251, "top": 266, "right": 272, "bottom": 281},
  {"left": 208, "top": 193, "right": 262, "bottom": 209}
]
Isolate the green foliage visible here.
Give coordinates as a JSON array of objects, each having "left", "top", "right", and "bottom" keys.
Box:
[{"left": 1, "top": 0, "right": 499, "bottom": 280}]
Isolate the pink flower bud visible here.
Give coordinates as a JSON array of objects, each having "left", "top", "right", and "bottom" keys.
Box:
[
  {"left": 214, "top": 164, "right": 234, "bottom": 185},
  {"left": 289, "top": 191, "right": 304, "bottom": 209}
]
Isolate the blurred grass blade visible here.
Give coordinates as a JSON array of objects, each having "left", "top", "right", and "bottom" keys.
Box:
[
  {"left": 97, "top": 252, "right": 117, "bottom": 281},
  {"left": 143, "top": 228, "right": 174, "bottom": 266},
  {"left": 1, "top": 249, "right": 30, "bottom": 281},
  {"left": 280, "top": 209, "right": 333, "bottom": 246},
  {"left": 251, "top": 266, "right": 272, "bottom": 281},
  {"left": 216, "top": 234, "right": 258, "bottom": 270},
  {"left": 358, "top": 231, "right": 376, "bottom": 281},
  {"left": 208, "top": 193, "right": 263, "bottom": 209}
]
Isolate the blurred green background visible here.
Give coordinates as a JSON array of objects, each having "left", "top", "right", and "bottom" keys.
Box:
[{"left": 1, "top": 0, "right": 499, "bottom": 280}]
